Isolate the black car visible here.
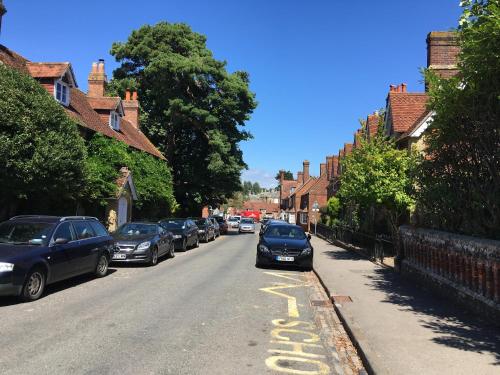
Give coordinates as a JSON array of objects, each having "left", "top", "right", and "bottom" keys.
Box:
[
  {"left": 159, "top": 219, "right": 199, "bottom": 251},
  {"left": 0, "top": 215, "right": 114, "bottom": 301},
  {"left": 194, "top": 218, "right": 216, "bottom": 242},
  {"left": 111, "top": 222, "right": 174, "bottom": 266},
  {"left": 256, "top": 224, "right": 313, "bottom": 270},
  {"left": 212, "top": 216, "right": 228, "bottom": 235},
  {"left": 208, "top": 217, "right": 221, "bottom": 238}
]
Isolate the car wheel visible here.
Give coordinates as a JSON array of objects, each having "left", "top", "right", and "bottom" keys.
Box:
[
  {"left": 95, "top": 254, "right": 109, "bottom": 277},
  {"left": 194, "top": 236, "right": 200, "bottom": 248},
  {"left": 149, "top": 247, "right": 159, "bottom": 266},
  {"left": 181, "top": 238, "right": 188, "bottom": 252},
  {"left": 204, "top": 233, "right": 209, "bottom": 243},
  {"left": 255, "top": 255, "right": 263, "bottom": 269},
  {"left": 168, "top": 242, "right": 175, "bottom": 258},
  {"left": 21, "top": 267, "right": 46, "bottom": 302}
]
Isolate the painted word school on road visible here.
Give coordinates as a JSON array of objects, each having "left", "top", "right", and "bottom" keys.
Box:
[{"left": 260, "top": 272, "right": 331, "bottom": 375}]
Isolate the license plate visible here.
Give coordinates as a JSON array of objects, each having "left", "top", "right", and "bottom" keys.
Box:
[
  {"left": 276, "top": 256, "right": 294, "bottom": 262},
  {"left": 113, "top": 253, "right": 126, "bottom": 260}
]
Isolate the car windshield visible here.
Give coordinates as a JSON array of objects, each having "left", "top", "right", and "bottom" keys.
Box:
[
  {"left": 117, "top": 223, "right": 157, "bottom": 236},
  {"left": 162, "top": 220, "right": 185, "bottom": 229},
  {"left": 0, "top": 221, "right": 53, "bottom": 246},
  {"left": 265, "top": 225, "right": 306, "bottom": 239},
  {"left": 228, "top": 217, "right": 238, "bottom": 222},
  {"left": 195, "top": 219, "right": 207, "bottom": 226},
  {"left": 241, "top": 218, "right": 254, "bottom": 224}
]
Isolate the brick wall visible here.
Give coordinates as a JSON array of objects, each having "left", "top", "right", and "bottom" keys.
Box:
[{"left": 426, "top": 31, "right": 460, "bottom": 79}]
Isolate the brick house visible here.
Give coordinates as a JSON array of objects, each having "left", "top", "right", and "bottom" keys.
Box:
[
  {"left": 0, "top": 42, "right": 165, "bottom": 230},
  {"left": 299, "top": 163, "right": 329, "bottom": 232}
]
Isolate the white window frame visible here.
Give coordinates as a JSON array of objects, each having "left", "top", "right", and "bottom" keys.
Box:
[
  {"left": 300, "top": 212, "right": 308, "bottom": 224},
  {"left": 54, "top": 80, "right": 70, "bottom": 106},
  {"left": 109, "top": 110, "right": 121, "bottom": 131}
]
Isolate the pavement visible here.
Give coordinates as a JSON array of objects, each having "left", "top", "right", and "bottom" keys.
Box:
[
  {"left": 311, "top": 235, "right": 500, "bottom": 375},
  {"left": 0, "top": 229, "right": 362, "bottom": 375}
]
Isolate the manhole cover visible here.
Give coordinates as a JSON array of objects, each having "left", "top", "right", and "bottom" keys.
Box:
[
  {"left": 310, "top": 300, "right": 331, "bottom": 307},
  {"left": 331, "top": 295, "right": 353, "bottom": 303}
]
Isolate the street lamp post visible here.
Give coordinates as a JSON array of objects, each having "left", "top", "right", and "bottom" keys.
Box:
[{"left": 312, "top": 201, "right": 319, "bottom": 235}]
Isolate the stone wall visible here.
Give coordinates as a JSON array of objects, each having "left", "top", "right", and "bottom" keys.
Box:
[{"left": 399, "top": 226, "right": 500, "bottom": 321}]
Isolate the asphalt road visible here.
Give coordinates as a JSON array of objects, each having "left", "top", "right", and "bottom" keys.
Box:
[{"left": 0, "top": 229, "right": 341, "bottom": 375}]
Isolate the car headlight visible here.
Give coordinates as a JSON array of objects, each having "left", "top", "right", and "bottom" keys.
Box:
[
  {"left": 259, "top": 245, "right": 270, "bottom": 253},
  {"left": 302, "top": 247, "right": 312, "bottom": 255},
  {"left": 173, "top": 235, "right": 182, "bottom": 239},
  {"left": 136, "top": 241, "right": 151, "bottom": 251},
  {"left": 198, "top": 229, "right": 205, "bottom": 233},
  {"left": 0, "top": 262, "right": 14, "bottom": 272}
]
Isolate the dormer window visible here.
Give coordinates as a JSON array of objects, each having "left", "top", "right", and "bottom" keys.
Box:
[
  {"left": 54, "top": 80, "right": 70, "bottom": 106},
  {"left": 110, "top": 111, "right": 121, "bottom": 131}
]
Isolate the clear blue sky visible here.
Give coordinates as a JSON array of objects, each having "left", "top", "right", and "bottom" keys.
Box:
[{"left": 1, "top": 0, "right": 461, "bottom": 187}]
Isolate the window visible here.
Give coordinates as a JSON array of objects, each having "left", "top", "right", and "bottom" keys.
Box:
[
  {"left": 54, "top": 80, "right": 70, "bottom": 106},
  {"left": 290, "top": 187, "right": 295, "bottom": 193},
  {"left": 89, "top": 221, "right": 109, "bottom": 237},
  {"left": 300, "top": 213, "right": 308, "bottom": 224},
  {"left": 110, "top": 111, "right": 121, "bottom": 131},
  {"left": 72, "top": 221, "right": 96, "bottom": 240},
  {"left": 52, "top": 222, "right": 75, "bottom": 242}
]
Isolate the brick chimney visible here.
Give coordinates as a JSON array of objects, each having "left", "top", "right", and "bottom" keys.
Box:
[
  {"left": 427, "top": 31, "right": 460, "bottom": 81},
  {"left": 303, "top": 160, "right": 310, "bottom": 182},
  {"left": 88, "top": 59, "right": 107, "bottom": 97},
  {"left": 0, "top": 0, "right": 7, "bottom": 35},
  {"left": 279, "top": 170, "right": 285, "bottom": 184},
  {"left": 123, "top": 90, "right": 140, "bottom": 130},
  {"left": 326, "top": 156, "right": 334, "bottom": 180},
  {"left": 320, "top": 163, "right": 326, "bottom": 177},
  {"left": 297, "top": 172, "right": 304, "bottom": 185}
]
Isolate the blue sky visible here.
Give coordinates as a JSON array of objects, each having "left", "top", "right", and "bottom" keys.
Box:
[{"left": 1, "top": 0, "right": 462, "bottom": 187}]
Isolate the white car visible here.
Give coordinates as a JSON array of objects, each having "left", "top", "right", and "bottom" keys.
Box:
[
  {"left": 227, "top": 216, "right": 240, "bottom": 229},
  {"left": 239, "top": 218, "right": 256, "bottom": 233}
]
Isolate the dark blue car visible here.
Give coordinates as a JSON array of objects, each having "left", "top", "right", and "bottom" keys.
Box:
[{"left": 0, "top": 215, "right": 114, "bottom": 302}]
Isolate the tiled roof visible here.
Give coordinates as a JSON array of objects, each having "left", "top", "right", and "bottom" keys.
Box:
[
  {"left": 243, "top": 201, "right": 279, "bottom": 212},
  {"left": 87, "top": 97, "right": 121, "bottom": 111},
  {"left": 0, "top": 44, "right": 29, "bottom": 73},
  {"left": 290, "top": 177, "right": 317, "bottom": 199},
  {"left": 388, "top": 92, "right": 429, "bottom": 133},
  {"left": 26, "top": 62, "right": 70, "bottom": 79}
]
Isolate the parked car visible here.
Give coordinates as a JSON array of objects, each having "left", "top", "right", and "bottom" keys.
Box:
[
  {"left": 194, "top": 218, "right": 215, "bottom": 242},
  {"left": 159, "top": 219, "right": 199, "bottom": 251},
  {"left": 239, "top": 218, "right": 256, "bottom": 234},
  {"left": 208, "top": 217, "right": 221, "bottom": 237},
  {"left": 211, "top": 216, "right": 228, "bottom": 235},
  {"left": 0, "top": 215, "right": 114, "bottom": 302},
  {"left": 227, "top": 216, "right": 240, "bottom": 229},
  {"left": 256, "top": 224, "right": 313, "bottom": 270},
  {"left": 111, "top": 222, "right": 174, "bottom": 266}
]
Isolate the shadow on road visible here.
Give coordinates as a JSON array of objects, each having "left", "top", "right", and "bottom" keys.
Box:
[
  {"left": 365, "top": 267, "right": 500, "bottom": 365},
  {"left": 0, "top": 269, "right": 117, "bottom": 307}
]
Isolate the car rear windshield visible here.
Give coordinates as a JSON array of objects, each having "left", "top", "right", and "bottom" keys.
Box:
[
  {"left": 264, "top": 225, "right": 306, "bottom": 239},
  {"left": 240, "top": 218, "right": 254, "bottom": 224},
  {"left": 162, "top": 220, "right": 185, "bottom": 229},
  {"left": 195, "top": 219, "right": 207, "bottom": 226},
  {"left": 117, "top": 223, "right": 157, "bottom": 236},
  {"left": 0, "top": 221, "right": 54, "bottom": 246},
  {"left": 228, "top": 217, "right": 238, "bottom": 221}
]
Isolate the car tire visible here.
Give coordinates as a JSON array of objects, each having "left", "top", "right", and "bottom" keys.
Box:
[
  {"left": 149, "top": 247, "right": 159, "bottom": 266},
  {"left": 20, "top": 267, "right": 46, "bottom": 302},
  {"left": 204, "top": 233, "right": 209, "bottom": 243},
  {"left": 181, "top": 238, "right": 188, "bottom": 252},
  {"left": 95, "top": 254, "right": 109, "bottom": 277},
  {"left": 194, "top": 236, "right": 199, "bottom": 248},
  {"left": 255, "top": 256, "right": 263, "bottom": 269},
  {"left": 168, "top": 242, "right": 175, "bottom": 258}
]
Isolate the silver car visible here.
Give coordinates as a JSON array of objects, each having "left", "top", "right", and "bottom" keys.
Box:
[{"left": 238, "top": 218, "right": 256, "bottom": 233}]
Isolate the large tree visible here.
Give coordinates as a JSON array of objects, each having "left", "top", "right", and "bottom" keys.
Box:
[
  {"left": 417, "top": 0, "right": 500, "bottom": 239},
  {"left": 109, "top": 22, "right": 257, "bottom": 215},
  {"left": 0, "top": 64, "right": 87, "bottom": 219}
]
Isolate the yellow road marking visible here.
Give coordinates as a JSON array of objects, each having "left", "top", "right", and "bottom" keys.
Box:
[
  {"left": 260, "top": 283, "right": 303, "bottom": 318},
  {"left": 265, "top": 355, "right": 330, "bottom": 374},
  {"left": 263, "top": 271, "right": 304, "bottom": 283}
]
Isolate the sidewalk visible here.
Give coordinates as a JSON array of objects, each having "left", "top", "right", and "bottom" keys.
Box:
[{"left": 311, "top": 236, "right": 500, "bottom": 375}]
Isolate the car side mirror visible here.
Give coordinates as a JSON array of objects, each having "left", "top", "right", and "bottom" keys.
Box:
[
  {"left": 307, "top": 234, "right": 312, "bottom": 240},
  {"left": 54, "top": 237, "right": 70, "bottom": 245}
]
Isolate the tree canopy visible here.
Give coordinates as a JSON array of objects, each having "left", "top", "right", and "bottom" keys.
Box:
[
  {"left": 338, "top": 137, "right": 418, "bottom": 234},
  {"left": 0, "top": 64, "right": 87, "bottom": 219},
  {"left": 417, "top": 0, "right": 500, "bottom": 239},
  {"left": 275, "top": 170, "right": 294, "bottom": 181},
  {"left": 109, "top": 22, "right": 257, "bottom": 215}
]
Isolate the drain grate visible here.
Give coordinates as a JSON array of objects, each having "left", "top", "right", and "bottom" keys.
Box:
[
  {"left": 310, "top": 300, "right": 332, "bottom": 307},
  {"left": 331, "top": 295, "right": 353, "bottom": 303}
]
